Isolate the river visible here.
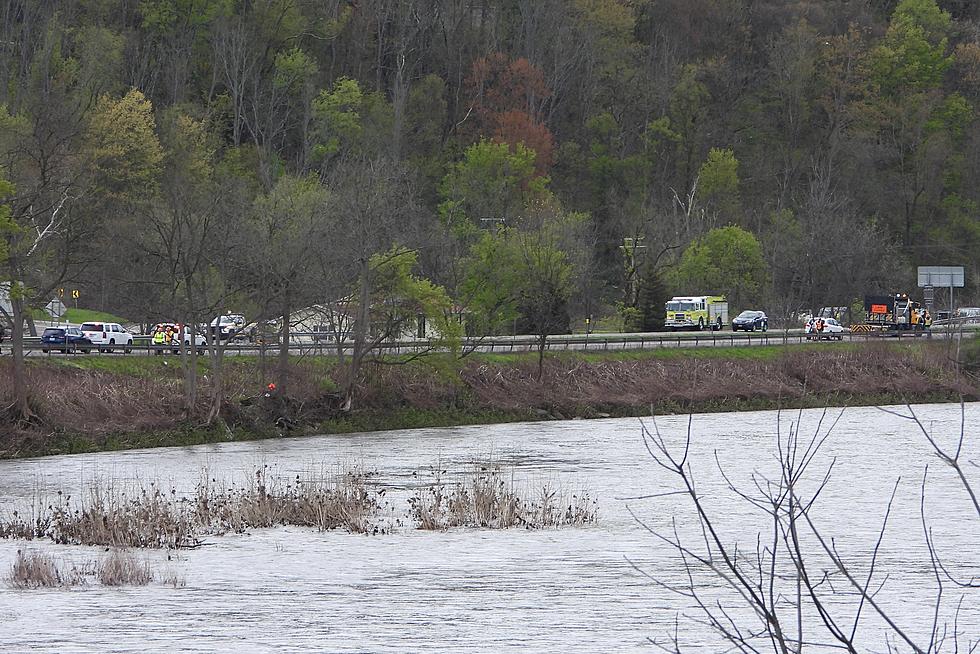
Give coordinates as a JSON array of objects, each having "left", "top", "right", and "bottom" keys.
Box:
[{"left": 0, "top": 403, "right": 977, "bottom": 652}]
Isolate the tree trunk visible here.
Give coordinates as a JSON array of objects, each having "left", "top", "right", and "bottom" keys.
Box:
[
  {"left": 10, "top": 296, "right": 32, "bottom": 420},
  {"left": 180, "top": 310, "right": 198, "bottom": 414},
  {"left": 278, "top": 297, "right": 290, "bottom": 396},
  {"left": 536, "top": 333, "right": 547, "bottom": 382},
  {"left": 205, "top": 343, "right": 224, "bottom": 425},
  {"left": 342, "top": 258, "right": 371, "bottom": 411}
]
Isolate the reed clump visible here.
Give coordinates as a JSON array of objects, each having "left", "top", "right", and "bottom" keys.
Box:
[
  {"left": 7, "top": 550, "right": 83, "bottom": 589},
  {"left": 47, "top": 484, "right": 198, "bottom": 549},
  {"left": 409, "top": 466, "right": 598, "bottom": 530},
  {"left": 1, "top": 466, "right": 386, "bottom": 549},
  {"left": 8, "top": 548, "right": 161, "bottom": 589},
  {"left": 2, "top": 463, "right": 598, "bottom": 545},
  {"left": 195, "top": 466, "right": 385, "bottom": 535},
  {"left": 97, "top": 549, "right": 153, "bottom": 586}
]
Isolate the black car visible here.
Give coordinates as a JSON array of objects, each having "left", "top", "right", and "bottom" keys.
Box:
[
  {"left": 41, "top": 326, "right": 94, "bottom": 353},
  {"left": 731, "top": 310, "right": 768, "bottom": 332}
]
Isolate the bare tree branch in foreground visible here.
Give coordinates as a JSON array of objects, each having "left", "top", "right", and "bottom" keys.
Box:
[{"left": 628, "top": 403, "right": 979, "bottom": 653}]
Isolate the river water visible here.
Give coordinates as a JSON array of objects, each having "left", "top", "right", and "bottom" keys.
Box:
[{"left": 0, "top": 403, "right": 977, "bottom": 652}]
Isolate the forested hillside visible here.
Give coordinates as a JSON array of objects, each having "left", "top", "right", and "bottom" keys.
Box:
[{"left": 2, "top": 0, "right": 979, "bottom": 336}]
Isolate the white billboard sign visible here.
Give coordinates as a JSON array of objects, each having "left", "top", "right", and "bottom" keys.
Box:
[{"left": 917, "top": 266, "right": 964, "bottom": 288}]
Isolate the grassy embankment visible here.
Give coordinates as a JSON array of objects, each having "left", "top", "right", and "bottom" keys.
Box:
[
  {"left": 1, "top": 338, "right": 977, "bottom": 458},
  {"left": 28, "top": 307, "right": 130, "bottom": 324}
]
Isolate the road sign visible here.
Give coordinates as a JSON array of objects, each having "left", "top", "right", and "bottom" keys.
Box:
[
  {"left": 58, "top": 288, "right": 64, "bottom": 297},
  {"left": 917, "top": 266, "right": 964, "bottom": 288},
  {"left": 919, "top": 266, "right": 965, "bottom": 313},
  {"left": 46, "top": 297, "right": 66, "bottom": 321},
  {"left": 71, "top": 289, "right": 80, "bottom": 299}
]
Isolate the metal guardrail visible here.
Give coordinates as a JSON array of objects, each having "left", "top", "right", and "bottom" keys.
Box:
[{"left": 9, "top": 324, "right": 978, "bottom": 357}]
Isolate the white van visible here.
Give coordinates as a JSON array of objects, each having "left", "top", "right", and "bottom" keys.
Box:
[{"left": 79, "top": 322, "right": 134, "bottom": 353}]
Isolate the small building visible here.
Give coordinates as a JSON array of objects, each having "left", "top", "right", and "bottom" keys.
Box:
[
  {"left": 289, "top": 299, "right": 466, "bottom": 343},
  {"left": 0, "top": 282, "right": 12, "bottom": 319}
]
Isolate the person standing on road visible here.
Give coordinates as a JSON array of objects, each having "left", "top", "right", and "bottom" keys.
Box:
[{"left": 152, "top": 327, "right": 166, "bottom": 354}]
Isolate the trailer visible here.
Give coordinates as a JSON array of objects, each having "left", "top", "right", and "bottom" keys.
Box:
[{"left": 859, "top": 293, "right": 927, "bottom": 332}]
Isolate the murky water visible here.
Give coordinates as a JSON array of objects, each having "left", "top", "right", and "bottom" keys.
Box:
[{"left": 0, "top": 403, "right": 977, "bottom": 652}]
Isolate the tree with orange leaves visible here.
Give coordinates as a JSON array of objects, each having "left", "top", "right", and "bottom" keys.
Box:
[{"left": 466, "top": 53, "right": 555, "bottom": 175}]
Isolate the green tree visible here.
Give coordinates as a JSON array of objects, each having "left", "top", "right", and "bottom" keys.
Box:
[
  {"left": 311, "top": 77, "right": 364, "bottom": 162},
  {"left": 698, "top": 147, "right": 740, "bottom": 221},
  {"left": 0, "top": 175, "right": 14, "bottom": 266},
  {"left": 461, "top": 226, "right": 574, "bottom": 380},
  {"left": 310, "top": 77, "right": 393, "bottom": 168},
  {"left": 670, "top": 226, "right": 768, "bottom": 310},
  {"left": 86, "top": 89, "right": 165, "bottom": 200},
  {"left": 871, "top": 0, "right": 953, "bottom": 94},
  {"left": 438, "top": 139, "right": 547, "bottom": 235},
  {"left": 369, "top": 246, "right": 462, "bottom": 349},
  {"left": 858, "top": 0, "right": 970, "bottom": 246},
  {"left": 343, "top": 246, "right": 461, "bottom": 409},
  {"left": 634, "top": 263, "right": 669, "bottom": 332}
]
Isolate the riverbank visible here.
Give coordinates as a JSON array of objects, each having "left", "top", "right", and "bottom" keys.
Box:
[{"left": 1, "top": 340, "right": 977, "bottom": 458}]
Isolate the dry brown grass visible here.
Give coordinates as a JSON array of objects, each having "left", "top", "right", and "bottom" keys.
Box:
[
  {"left": 1, "top": 466, "right": 387, "bottom": 548},
  {"left": 195, "top": 466, "right": 385, "bottom": 535},
  {"left": 409, "top": 465, "right": 598, "bottom": 530},
  {"left": 1, "top": 342, "right": 973, "bottom": 452},
  {"left": 457, "top": 343, "right": 975, "bottom": 414},
  {"left": 8, "top": 550, "right": 84, "bottom": 589},
  {"left": 46, "top": 483, "right": 198, "bottom": 549},
  {"left": 97, "top": 549, "right": 153, "bottom": 586}
]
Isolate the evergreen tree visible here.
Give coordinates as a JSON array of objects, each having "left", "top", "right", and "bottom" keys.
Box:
[{"left": 636, "top": 264, "right": 669, "bottom": 332}]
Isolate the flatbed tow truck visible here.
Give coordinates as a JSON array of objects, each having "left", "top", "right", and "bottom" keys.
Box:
[{"left": 851, "top": 293, "right": 930, "bottom": 335}]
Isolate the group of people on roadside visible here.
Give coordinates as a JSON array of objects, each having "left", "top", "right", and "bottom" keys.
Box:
[
  {"left": 151, "top": 324, "right": 182, "bottom": 348},
  {"left": 911, "top": 307, "right": 933, "bottom": 329}
]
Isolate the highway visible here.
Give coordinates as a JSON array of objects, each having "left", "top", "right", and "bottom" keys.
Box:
[{"left": 9, "top": 324, "right": 978, "bottom": 358}]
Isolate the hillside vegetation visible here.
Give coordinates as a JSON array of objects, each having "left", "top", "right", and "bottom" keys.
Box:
[{"left": 2, "top": 0, "right": 980, "bottom": 429}]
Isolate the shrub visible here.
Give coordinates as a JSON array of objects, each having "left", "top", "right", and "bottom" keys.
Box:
[
  {"left": 98, "top": 549, "right": 153, "bottom": 586},
  {"left": 409, "top": 464, "right": 598, "bottom": 530},
  {"left": 8, "top": 550, "right": 83, "bottom": 589}
]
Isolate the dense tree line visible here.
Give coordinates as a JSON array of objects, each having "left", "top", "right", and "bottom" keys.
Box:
[{"left": 2, "top": 0, "right": 980, "bottom": 417}]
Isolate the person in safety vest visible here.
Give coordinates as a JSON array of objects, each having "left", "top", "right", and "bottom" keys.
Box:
[{"left": 152, "top": 327, "right": 166, "bottom": 354}]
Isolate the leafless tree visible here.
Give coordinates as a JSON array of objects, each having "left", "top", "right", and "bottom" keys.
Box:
[
  {"left": 628, "top": 403, "right": 979, "bottom": 652},
  {"left": 313, "top": 157, "right": 430, "bottom": 410}
]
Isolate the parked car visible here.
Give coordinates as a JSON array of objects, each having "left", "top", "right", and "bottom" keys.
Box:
[
  {"left": 79, "top": 322, "right": 134, "bottom": 353},
  {"left": 954, "top": 307, "right": 980, "bottom": 323},
  {"left": 41, "top": 326, "right": 93, "bottom": 353},
  {"left": 210, "top": 314, "right": 247, "bottom": 341},
  {"left": 731, "top": 310, "right": 768, "bottom": 332},
  {"left": 151, "top": 323, "right": 207, "bottom": 355},
  {"left": 805, "top": 317, "right": 847, "bottom": 341}
]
